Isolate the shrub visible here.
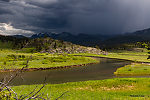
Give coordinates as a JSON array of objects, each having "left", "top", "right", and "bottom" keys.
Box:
[
  {"left": 42, "top": 60, "right": 48, "bottom": 64},
  {"left": 22, "top": 55, "right": 25, "bottom": 58},
  {"left": 7, "top": 54, "right": 16, "bottom": 59},
  {"left": 7, "top": 54, "right": 17, "bottom": 61},
  {"left": 48, "top": 56, "right": 68, "bottom": 62},
  {"left": 3, "top": 61, "right": 6, "bottom": 65}
]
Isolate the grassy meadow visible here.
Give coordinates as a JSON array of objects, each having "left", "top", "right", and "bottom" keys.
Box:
[
  {"left": 13, "top": 78, "right": 150, "bottom": 100},
  {"left": 0, "top": 49, "right": 98, "bottom": 70}
]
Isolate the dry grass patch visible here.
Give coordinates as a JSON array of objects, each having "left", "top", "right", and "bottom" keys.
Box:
[{"left": 75, "top": 84, "right": 135, "bottom": 92}]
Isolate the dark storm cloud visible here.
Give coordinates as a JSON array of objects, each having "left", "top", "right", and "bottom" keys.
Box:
[
  {"left": 0, "top": 0, "right": 150, "bottom": 36},
  {"left": 0, "top": 0, "right": 10, "bottom": 2},
  {"left": 0, "top": 8, "right": 12, "bottom": 14}
]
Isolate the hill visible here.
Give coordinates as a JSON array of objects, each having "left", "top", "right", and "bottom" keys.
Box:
[
  {"left": 23, "top": 37, "right": 106, "bottom": 54},
  {"left": 0, "top": 34, "right": 106, "bottom": 55}
]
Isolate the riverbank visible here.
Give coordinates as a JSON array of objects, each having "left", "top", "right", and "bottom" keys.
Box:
[
  {"left": 0, "top": 49, "right": 99, "bottom": 72},
  {"left": 13, "top": 78, "right": 150, "bottom": 100},
  {"left": 0, "top": 62, "right": 97, "bottom": 72}
]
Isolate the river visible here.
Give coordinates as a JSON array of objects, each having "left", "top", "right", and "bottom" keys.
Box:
[{"left": 0, "top": 57, "right": 131, "bottom": 86}]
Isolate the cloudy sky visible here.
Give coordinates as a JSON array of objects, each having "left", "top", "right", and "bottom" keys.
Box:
[{"left": 0, "top": 0, "right": 150, "bottom": 36}]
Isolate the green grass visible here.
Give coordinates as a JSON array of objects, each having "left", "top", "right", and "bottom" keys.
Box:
[
  {"left": 12, "top": 78, "right": 150, "bottom": 100},
  {"left": 114, "top": 63, "right": 150, "bottom": 76},
  {"left": 72, "top": 49, "right": 150, "bottom": 62},
  {"left": 0, "top": 49, "right": 98, "bottom": 70}
]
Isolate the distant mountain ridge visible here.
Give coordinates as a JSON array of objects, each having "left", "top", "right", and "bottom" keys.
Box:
[
  {"left": 8, "top": 28, "right": 150, "bottom": 49},
  {"left": 102, "top": 28, "right": 150, "bottom": 49},
  {"left": 104, "top": 28, "right": 150, "bottom": 44},
  {"left": 31, "top": 32, "right": 111, "bottom": 47}
]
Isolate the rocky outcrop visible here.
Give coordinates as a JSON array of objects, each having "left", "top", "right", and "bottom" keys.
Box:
[
  {"left": 41, "top": 45, "right": 107, "bottom": 55},
  {"left": 24, "top": 38, "right": 107, "bottom": 55}
]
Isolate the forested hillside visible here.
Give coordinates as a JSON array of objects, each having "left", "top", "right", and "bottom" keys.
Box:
[{"left": 0, "top": 35, "right": 29, "bottom": 49}]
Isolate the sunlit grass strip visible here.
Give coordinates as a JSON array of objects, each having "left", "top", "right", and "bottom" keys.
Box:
[
  {"left": 13, "top": 78, "right": 150, "bottom": 100},
  {"left": 114, "top": 63, "right": 150, "bottom": 76}
]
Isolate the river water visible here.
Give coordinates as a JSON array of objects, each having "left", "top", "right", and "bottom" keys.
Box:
[{"left": 0, "top": 57, "right": 131, "bottom": 86}]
